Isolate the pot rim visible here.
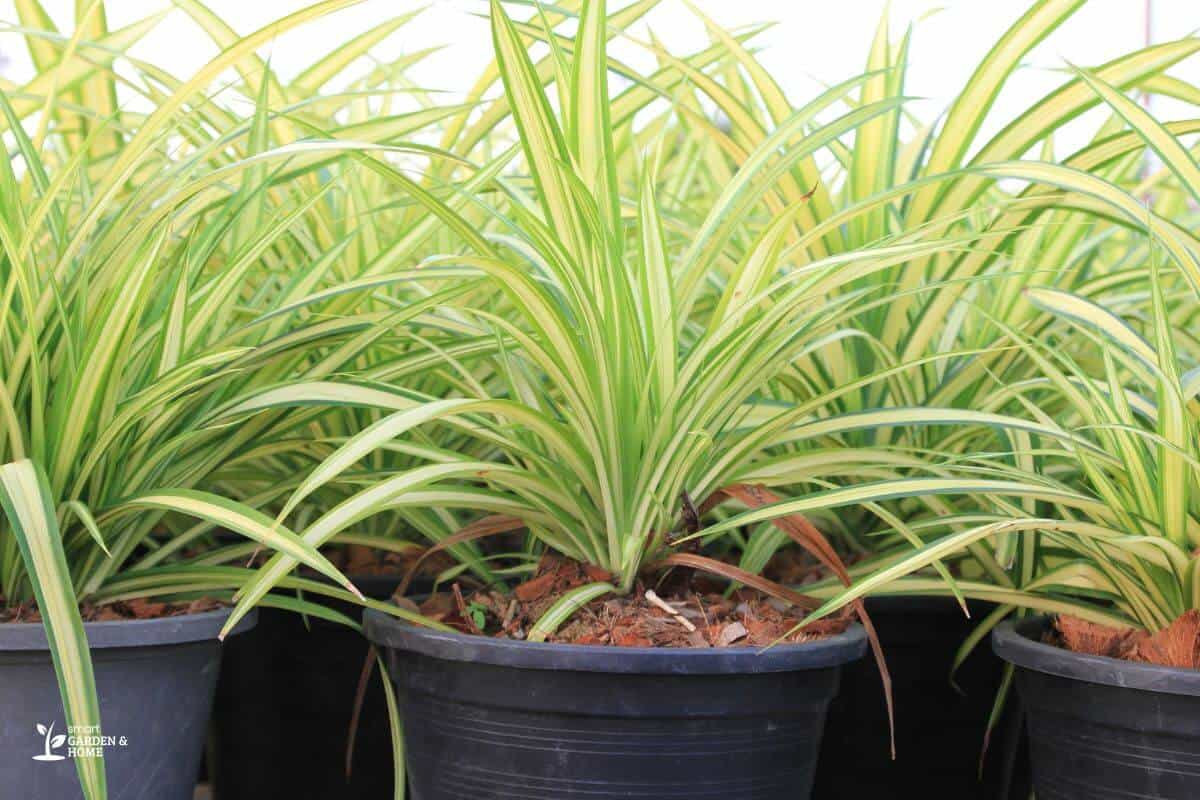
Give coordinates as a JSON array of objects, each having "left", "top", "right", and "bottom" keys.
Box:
[
  {"left": 0, "top": 606, "right": 258, "bottom": 651},
  {"left": 992, "top": 615, "right": 1200, "bottom": 697},
  {"left": 363, "top": 607, "right": 866, "bottom": 674}
]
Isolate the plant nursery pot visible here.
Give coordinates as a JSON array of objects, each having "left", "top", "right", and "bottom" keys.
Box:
[
  {"left": 209, "top": 575, "right": 409, "bottom": 800},
  {"left": 364, "top": 607, "right": 867, "bottom": 800},
  {"left": 814, "top": 596, "right": 1029, "bottom": 799},
  {"left": 994, "top": 616, "right": 1200, "bottom": 799},
  {"left": 0, "top": 607, "right": 256, "bottom": 800}
]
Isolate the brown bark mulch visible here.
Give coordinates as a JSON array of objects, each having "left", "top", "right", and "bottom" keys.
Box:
[
  {"left": 407, "top": 553, "right": 852, "bottom": 648},
  {"left": 1050, "top": 611, "right": 1200, "bottom": 669},
  {"left": 0, "top": 597, "right": 223, "bottom": 624}
]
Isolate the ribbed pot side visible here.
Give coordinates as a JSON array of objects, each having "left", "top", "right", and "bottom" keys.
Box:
[
  {"left": 365, "top": 607, "right": 867, "bottom": 800},
  {"left": 994, "top": 616, "right": 1200, "bottom": 800},
  {"left": 0, "top": 608, "right": 256, "bottom": 800}
]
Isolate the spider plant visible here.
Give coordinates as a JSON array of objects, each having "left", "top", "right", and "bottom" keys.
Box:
[
  {"left": 229, "top": 0, "right": 1200, "bottom": 587},
  {"left": 723, "top": 284, "right": 1193, "bottom": 784},
  {"left": 0, "top": 2, "right": 478, "bottom": 797},
  {"left": 663, "top": 51, "right": 1200, "bottom": 759},
  {"left": 197, "top": 23, "right": 1040, "bottom": 771},
  {"left": 531, "top": 0, "right": 1200, "bottom": 574},
  {"left": 733, "top": 51, "right": 1200, "bottom": 629}
]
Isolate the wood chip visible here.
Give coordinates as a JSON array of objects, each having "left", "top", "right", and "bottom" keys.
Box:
[
  {"left": 1056, "top": 614, "right": 1138, "bottom": 659},
  {"left": 718, "top": 621, "right": 748, "bottom": 647},
  {"left": 645, "top": 589, "right": 697, "bottom": 632},
  {"left": 1133, "top": 610, "right": 1200, "bottom": 669},
  {"left": 513, "top": 572, "right": 557, "bottom": 602}
]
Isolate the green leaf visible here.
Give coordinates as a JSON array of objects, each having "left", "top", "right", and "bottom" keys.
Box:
[
  {"left": 116, "top": 490, "right": 364, "bottom": 611},
  {"left": 527, "top": 582, "right": 614, "bottom": 642},
  {"left": 0, "top": 460, "right": 106, "bottom": 800}
]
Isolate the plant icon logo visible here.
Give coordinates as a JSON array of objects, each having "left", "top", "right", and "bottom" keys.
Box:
[{"left": 32, "top": 722, "right": 66, "bottom": 761}]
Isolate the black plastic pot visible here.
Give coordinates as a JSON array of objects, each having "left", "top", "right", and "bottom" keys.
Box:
[
  {"left": 364, "top": 607, "right": 867, "bottom": 800},
  {"left": 814, "top": 596, "right": 1029, "bottom": 799},
  {"left": 210, "top": 575, "right": 406, "bottom": 799},
  {"left": 994, "top": 615, "right": 1200, "bottom": 799},
  {"left": 0, "top": 607, "right": 255, "bottom": 800}
]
